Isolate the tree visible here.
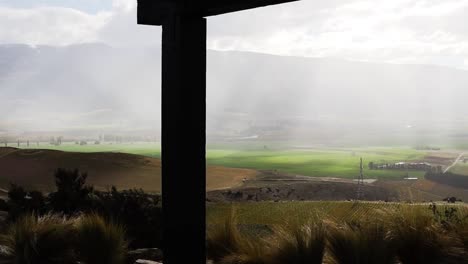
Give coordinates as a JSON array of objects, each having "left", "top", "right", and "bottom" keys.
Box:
[{"left": 368, "top": 161, "right": 374, "bottom": 170}]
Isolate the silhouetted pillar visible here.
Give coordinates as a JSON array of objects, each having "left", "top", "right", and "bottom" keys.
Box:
[{"left": 161, "top": 15, "right": 206, "bottom": 264}]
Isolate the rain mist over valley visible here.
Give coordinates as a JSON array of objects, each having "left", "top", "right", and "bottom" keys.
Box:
[{"left": 1, "top": 44, "right": 467, "bottom": 148}]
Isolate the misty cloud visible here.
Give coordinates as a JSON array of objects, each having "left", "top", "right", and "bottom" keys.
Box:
[
  {"left": 0, "top": 6, "right": 111, "bottom": 46},
  {"left": 2, "top": 0, "right": 468, "bottom": 68}
]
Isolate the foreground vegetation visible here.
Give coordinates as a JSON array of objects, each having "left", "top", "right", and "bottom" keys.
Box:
[
  {"left": 2, "top": 169, "right": 162, "bottom": 249},
  {"left": 207, "top": 201, "right": 468, "bottom": 225},
  {"left": 1, "top": 167, "right": 467, "bottom": 263},
  {"left": 207, "top": 203, "right": 468, "bottom": 264},
  {"left": 0, "top": 213, "right": 127, "bottom": 264}
]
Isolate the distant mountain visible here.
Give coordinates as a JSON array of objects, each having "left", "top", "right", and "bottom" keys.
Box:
[{"left": 1, "top": 44, "right": 467, "bottom": 142}]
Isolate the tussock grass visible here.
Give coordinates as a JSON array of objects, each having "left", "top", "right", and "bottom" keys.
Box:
[
  {"left": 267, "top": 221, "right": 325, "bottom": 264},
  {"left": 0, "top": 213, "right": 127, "bottom": 264},
  {"left": 457, "top": 220, "right": 468, "bottom": 252},
  {"left": 207, "top": 211, "right": 326, "bottom": 264},
  {"left": 218, "top": 238, "right": 267, "bottom": 264},
  {"left": 75, "top": 213, "right": 128, "bottom": 264},
  {"left": 388, "top": 208, "right": 466, "bottom": 264},
  {"left": 207, "top": 204, "right": 468, "bottom": 264},
  {"left": 325, "top": 220, "right": 394, "bottom": 264},
  {"left": 206, "top": 208, "right": 247, "bottom": 262},
  {"left": 0, "top": 213, "right": 76, "bottom": 264}
]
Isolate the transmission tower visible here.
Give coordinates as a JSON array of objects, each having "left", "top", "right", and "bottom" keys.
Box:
[{"left": 356, "top": 157, "right": 364, "bottom": 200}]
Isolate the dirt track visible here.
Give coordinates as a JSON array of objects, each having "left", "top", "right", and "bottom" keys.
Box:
[
  {"left": 444, "top": 152, "right": 466, "bottom": 173},
  {"left": 207, "top": 170, "right": 398, "bottom": 202}
]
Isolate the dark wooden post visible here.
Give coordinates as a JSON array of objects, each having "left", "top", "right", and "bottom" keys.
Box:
[
  {"left": 161, "top": 15, "right": 207, "bottom": 264},
  {"left": 137, "top": 1, "right": 300, "bottom": 264}
]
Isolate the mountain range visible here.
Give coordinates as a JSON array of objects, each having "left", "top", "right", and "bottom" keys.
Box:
[{"left": 1, "top": 43, "right": 467, "bottom": 143}]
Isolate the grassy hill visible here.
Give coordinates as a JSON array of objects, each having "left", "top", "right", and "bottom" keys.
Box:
[{"left": 0, "top": 147, "right": 257, "bottom": 192}]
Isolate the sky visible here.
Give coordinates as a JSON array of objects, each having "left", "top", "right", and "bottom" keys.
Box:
[{"left": 1, "top": 0, "right": 468, "bottom": 69}]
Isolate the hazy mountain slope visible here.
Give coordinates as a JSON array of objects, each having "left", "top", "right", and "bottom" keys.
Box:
[{"left": 1, "top": 44, "right": 467, "bottom": 139}]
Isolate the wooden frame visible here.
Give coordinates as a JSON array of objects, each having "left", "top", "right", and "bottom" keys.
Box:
[
  {"left": 138, "top": 0, "right": 299, "bottom": 25},
  {"left": 137, "top": 1, "right": 300, "bottom": 263}
]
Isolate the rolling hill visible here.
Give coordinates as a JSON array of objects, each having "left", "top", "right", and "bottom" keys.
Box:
[{"left": 0, "top": 147, "right": 258, "bottom": 192}]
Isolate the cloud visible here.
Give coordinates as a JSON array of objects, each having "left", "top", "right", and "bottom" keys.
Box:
[
  {"left": 1, "top": 0, "right": 468, "bottom": 69},
  {"left": 0, "top": 0, "right": 159, "bottom": 47},
  {"left": 98, "top": 4, "right": 161, "bottom": 47},
  {"left": 0, "top": 6, "right": 111, "bottom": 46},
  {"left": 207, "top": 0, "right": 468, "bottom": 69},
  {"left": 112, "top": 0, "right": 136, "bottom": 12}
]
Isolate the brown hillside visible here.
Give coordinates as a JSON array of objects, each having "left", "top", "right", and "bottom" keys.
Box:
[
  {"left": 375, "top": 179, "right": 468, "bottom": 202},
  {"left": 0, "top": 148, "right": 258, "bottom": 192}
]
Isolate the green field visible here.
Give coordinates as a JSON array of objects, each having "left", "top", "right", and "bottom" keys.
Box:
[
  {"left": 19, "top": 143, "right": 428, "bottom": 179},
  {"left": 451, "top": 163, "right": 468, "bottom": 176},
  {"left": 206, "top": 147, "right": 426, "bottom": 179}
]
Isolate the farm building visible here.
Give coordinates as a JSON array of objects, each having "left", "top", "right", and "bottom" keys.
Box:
[{"left": 370, "top": 162, "right": 432, "bottom": 171}]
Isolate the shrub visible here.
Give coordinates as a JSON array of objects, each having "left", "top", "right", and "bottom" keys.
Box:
[
  {"left": 49, "top": 168, "right": 93, "bottom": 214},
  {"left": 6, "top": 184, "right": 46, "bottom": 220},
  {"left": 94, "top": 187, "right": 162, "bottom": 248},
  {"left": 75, "top": 213, "right": 127, "bottom": 264},
  {"left": 0, "top": 214, "right": 76, "bottom": 264},
  {"left": 5, "top": 177, "right": 162, "bottom": 250}
]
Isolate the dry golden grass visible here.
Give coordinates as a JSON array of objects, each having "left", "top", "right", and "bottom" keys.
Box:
[
  {"left": 207, "top": 166, "right": 258, "bottom": 190},
  {"left": 0, "top": 148, "right": 257, "bottom": 192},
  {"left": 207, "top": 204, "right": 468, "bottom": 264},
  {"left": 0, "top": 214, "right": 76, "bottom": 264},
  {"left": 0, "top": 213, "right": 128, "bottom": 264},
  {"left": 75, "top": 213, "right": 128, "bottom": 264}
]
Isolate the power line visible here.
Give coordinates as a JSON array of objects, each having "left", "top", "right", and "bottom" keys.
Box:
[{"left": 356, "top": 157, "right": 364, "bottom": 200}]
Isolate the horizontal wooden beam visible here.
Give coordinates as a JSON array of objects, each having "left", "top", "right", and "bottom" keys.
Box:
[
  {"left": 138, "top": 0, "right": 299, "bottom": 25},
  {"left": 203, "top": 0, "right": 299, "bottom": 16}
]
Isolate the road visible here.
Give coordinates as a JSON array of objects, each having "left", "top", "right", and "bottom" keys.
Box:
[{"left": 443, "top": 152, "right": 466, "bottom": 173}]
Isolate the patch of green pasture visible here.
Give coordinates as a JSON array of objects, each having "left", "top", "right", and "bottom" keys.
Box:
[
  {"left": 206, "top": 147, "right": 427, "bottom": 179},
  {"left": 451, "top": 163, "right": 468, "bottom": 176}
]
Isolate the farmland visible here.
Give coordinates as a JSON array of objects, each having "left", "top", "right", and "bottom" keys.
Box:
[
  {"left": 451, "top": 163, "right": 468, "bottom": 176},
  {"left": 5, "top": 142, "right": 465, "bottom": 202},
  {"left": 17, "top": 143, "right": 453, "bottom": 180}
]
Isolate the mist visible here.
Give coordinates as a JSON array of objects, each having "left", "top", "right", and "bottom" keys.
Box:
[{"left": 0, "top": 43, "right": 467, "bottom": 146}]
